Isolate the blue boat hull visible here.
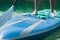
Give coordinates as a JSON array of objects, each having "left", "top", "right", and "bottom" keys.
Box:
[{"left": 0, "top": 14, "right": 60, "bottom": 40}]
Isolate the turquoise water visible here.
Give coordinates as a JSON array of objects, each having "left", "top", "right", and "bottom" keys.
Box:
[{"left": 0, "top": 0, "right": 60, "bottom": 12}]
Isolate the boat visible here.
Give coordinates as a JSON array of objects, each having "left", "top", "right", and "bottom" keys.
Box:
[
  {"left": 0, "top": 13, "right": 60, "bottom": 40},
  {"left": 0, "top": 0, "right": 60, "bottom": 40}
]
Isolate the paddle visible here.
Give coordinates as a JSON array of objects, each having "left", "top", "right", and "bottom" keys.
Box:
[
  {"left": 0, "top": 0, "right": 17, "bottom": 27},
  {"left": 13, "top": 0, "right": 17, "bottom": 6}
]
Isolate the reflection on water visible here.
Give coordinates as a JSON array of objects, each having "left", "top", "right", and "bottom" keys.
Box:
[
  {"left": 0, "top": 11, "right": 31, "bottom": 18},
  {"left": 56, "top": 38, "right": 60, "bottom": 40}
]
